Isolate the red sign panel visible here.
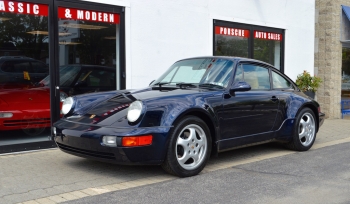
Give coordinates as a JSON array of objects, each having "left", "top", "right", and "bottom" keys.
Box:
[
  {"left": 215, "top": 26, "right": 249, "bottom": 38},
  {"left": 254, "top": 31, "right": 282, "bottom": 41},
  {"left": 58, "top": 7, "right": 120, "bottom": 24},
  {"left": 0, "top": 1, "right": 48, "bottom": 16}
]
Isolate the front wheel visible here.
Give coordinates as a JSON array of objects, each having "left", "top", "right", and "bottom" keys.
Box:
[
  {"left": 161, "top": 116, "right": 211, "bottom": 177},
  {"left": 286, "top": 108, "right": 317, "bottom": 151}
]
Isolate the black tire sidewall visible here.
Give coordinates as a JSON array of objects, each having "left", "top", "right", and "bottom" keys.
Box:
[{"left": 165, "top": 116, "right": 212, "bottom": 177}]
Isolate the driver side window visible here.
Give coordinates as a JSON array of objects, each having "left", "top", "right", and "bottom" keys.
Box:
[{"left": 235, "top": 63, "right": 270, "bottom": 90}]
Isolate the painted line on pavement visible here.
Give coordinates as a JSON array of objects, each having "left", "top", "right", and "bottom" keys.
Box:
[{"left": 18, "top": 137, "right": 350, "bottom": 204}]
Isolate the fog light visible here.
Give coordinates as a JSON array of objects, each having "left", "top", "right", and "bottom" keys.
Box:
[
  {"left": 122, "top": 135, "right": 153, "bottom": 147},
  {"left": 102, "top": 136, "right": 117, "bottom": 147},
  {"left": 0, "top": 112, "right": 13, "bottom": 118},
  {"left": 52, "top": 127, "right": 56, "bottom": 135}
]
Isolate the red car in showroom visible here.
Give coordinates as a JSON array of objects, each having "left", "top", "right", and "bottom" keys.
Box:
[{"left": 0, "top": 64, "right": 116, "bottom": 135}]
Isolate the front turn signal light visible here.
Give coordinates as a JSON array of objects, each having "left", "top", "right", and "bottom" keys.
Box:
[{"left": 122, "top": 135, "right": 153, "bottom": 147}]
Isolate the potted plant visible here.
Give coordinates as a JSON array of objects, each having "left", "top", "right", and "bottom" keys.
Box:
[{"left": 295, "top": 70, "right": 322, "bottom": 99}]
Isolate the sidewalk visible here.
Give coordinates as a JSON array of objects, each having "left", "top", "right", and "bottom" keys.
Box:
[{"left": 1, "top": 119, "right": 350, "bottom": 204}]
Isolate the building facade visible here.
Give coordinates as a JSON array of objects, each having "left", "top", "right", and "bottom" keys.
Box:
[
  {"left": 0, "top": 0, "right": 316, "bottom": 153},
  {"left": 315, "top": 0, "right": 350, "bottom": 119}
]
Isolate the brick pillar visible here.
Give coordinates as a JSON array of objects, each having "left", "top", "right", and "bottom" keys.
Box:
[{"left": 315, "top": 0, "right": 342, "bottom": 118}]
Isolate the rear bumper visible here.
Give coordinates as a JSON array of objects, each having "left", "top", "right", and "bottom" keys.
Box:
[{"left": 318, "top": 112, "right": 325, "bottom": 130}]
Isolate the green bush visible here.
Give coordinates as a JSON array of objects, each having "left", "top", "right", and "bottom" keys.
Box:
[{"left": 295, "top": 70, "right": 322, "bottom": 92}]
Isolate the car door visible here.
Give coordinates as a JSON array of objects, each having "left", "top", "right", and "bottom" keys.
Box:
[{"left": 217, "top": 63, "right": 280, "bottom": 149}]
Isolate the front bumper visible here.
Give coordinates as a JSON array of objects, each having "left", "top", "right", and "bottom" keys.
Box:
[
  {"left": 318, "top": 112, "right": 325, "bottom": 130},
  {"left": 53, "top": 120, "right": 171, "bottom": 165}
]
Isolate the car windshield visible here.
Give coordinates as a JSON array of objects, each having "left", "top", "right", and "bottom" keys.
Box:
[
  {"left": 152, "top": 58, "right": 234, "bottom": 88},
  {"left": 40, "top": 65, "right": 81, "bottom": 86}
]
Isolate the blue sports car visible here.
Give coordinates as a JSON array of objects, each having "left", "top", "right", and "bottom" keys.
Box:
[{"left": 53, "top": 56, "right": 325, "bottom": 177}]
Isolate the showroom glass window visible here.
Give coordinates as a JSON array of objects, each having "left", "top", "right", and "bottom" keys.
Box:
[
  {"left": 341, "top": 48, "right": 350, "bottom": 100},
  {"left": 57, "top": 7, "right": 119, "bottom": 94},
  {"left": 214, "top": 26, "right": 249, "bottom": 57},
  {"left": 0, "top": 1, "right": 50, "bottom": 149},
  {"left": 214, "top": 21, "right": 284, "bottom": 72},
  {"left": 254, "top": 30, "right": 282, "bottom": 70}
]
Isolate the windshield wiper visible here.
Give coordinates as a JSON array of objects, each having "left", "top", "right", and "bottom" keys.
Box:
[
  {"left": 176, "top": 83, "right": 197, "bottom": 89},
  {"left": 199, "top": 83, "right": 224, "bottom": 89}
]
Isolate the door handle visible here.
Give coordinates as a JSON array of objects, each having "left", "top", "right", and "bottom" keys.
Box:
[{"left": 271, "top": 96, "right": 279, "bottom": 102}]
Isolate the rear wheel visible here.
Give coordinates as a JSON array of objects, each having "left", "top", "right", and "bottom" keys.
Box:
[
  {"left": 161, "top": 116, "right": 211, "bottom": 177},
  {"left": 286, "top": 108, "right": 316, "bottom": 151}
]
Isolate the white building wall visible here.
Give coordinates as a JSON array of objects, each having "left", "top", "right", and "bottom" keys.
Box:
[{"left": 83, "top": 0, "right": 315, "bottom": 89}]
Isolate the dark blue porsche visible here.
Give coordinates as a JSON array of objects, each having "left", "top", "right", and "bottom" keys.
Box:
[{"left": 53, "top": 57, "right": 325, "bottom": 177}]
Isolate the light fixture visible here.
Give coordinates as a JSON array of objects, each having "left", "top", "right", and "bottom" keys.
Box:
[
  {"left": 59, "top": 42, "right": 81, "bottom": 45},
  {"left": 26, "top": 31, "right": 49, "bottom": 35},
  {"left": 59, "top": 23, "right": 107, "bottom": 30},
  {"left": 0, "top": 17, "right": 10, "bottom": 21},
  {"left": 104, "top": 36, "right": 116, "bottom": 39}
]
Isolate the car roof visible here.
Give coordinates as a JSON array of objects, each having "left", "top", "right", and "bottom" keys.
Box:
[{"left": 175, "top": 56, "right": 275, "bottom": 68}]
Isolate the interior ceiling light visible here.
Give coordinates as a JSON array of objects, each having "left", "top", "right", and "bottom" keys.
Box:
[
  {"left": 59, "top": 42, "right": 81, "bottom": 45},
  {"left": 0, "top": 17, "right": 10, "bottom": 21},
  {"left": 58, "top": 33, "right": 72, "bottom": 36},
  {"left": 27, "top": 31, "right": 49, "bottom": 35},
  {"left": 104, "top": 36, "right": 116, "bottom": 39},
  {"left": 27, "top": 31, "right": 72, "bottom": 36},
  {"left": 59, "top": 23, "right": 107, "bottom": 30}
]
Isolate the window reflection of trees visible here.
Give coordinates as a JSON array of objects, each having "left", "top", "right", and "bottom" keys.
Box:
[
  {"left": 254, "top": 39, "right": 279, "bottom": 66},
  {"left": 60, "top": 20, "right": 116, "bottom": 66},
  {"left": 215, "top": 35, "right": 248, "bottom": 57},
  {"left": 0, "top": 13, "right": 48, "bottom": 61}
]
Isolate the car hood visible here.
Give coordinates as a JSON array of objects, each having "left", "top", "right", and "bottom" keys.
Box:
[
  {"left": 63, "top": 87, "right": 213, "bottom": 127},
  {"left": 0, "top": 86, "right": 50, "bottom": 108}
]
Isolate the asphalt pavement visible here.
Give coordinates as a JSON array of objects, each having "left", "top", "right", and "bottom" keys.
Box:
[
  {"left": 64, "top": 142, "right": 350, "bottom": 204},
  {"left": 0, "top": 119, "right": 350, "bottom": 204}
]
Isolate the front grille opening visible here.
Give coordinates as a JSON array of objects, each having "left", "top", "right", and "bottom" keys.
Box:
[{"left": 56, "top": 142, "right": 115, "bottom": 160}]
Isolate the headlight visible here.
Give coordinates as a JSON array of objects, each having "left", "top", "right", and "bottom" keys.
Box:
[
  {"left": 60, "top": 92, "right": 68, "bottom": 102},
  {"left": 127, "top": 101, "right": 143, "bottom": 122},
  {"left": 61, "top": 97, "right": 74, "bottom": 115}
]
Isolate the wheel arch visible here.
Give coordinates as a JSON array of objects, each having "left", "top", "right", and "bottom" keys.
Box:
[
  {"left": 297, "top": 103, "right": 320, "bottom": 132},
  {"left": 171, "top": 109, "right": 218, "bottom": 155}
]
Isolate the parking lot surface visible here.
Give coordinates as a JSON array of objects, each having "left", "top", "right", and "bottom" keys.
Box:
[{"left": 0, "top": 119, "right": 350, "bottom": 204}]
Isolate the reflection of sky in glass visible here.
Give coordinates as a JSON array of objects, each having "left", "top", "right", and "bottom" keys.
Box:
[
  {"left": 154, "top": 58, "right": 233, "bottom": 88},
  {"left": 41, "top": 65, "right": 81, "bottom": 86}
]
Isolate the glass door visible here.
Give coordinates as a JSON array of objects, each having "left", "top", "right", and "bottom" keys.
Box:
[
  {"left": 0, "top": 0, "right": 55, "bottom": 153},
  {"left": 50, "top": 1, "right": 125, "bottom": 130}
]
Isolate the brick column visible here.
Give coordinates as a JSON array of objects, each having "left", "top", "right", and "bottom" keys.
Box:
[{"left": 315, "top": 0, "right": 342, "bottom": 118}]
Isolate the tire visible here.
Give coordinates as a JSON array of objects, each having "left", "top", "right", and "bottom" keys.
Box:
[
  {"left": 161, "top": 116, "right": 212, "bottom": 177},
  {"left": 286, "top": 108, "right": 317, "bottom": 151}
]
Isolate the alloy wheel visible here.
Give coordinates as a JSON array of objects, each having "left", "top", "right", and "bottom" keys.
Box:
[
  {"left": 298, "top": 112, "right": 316, "bottom": 147},
  {"left": 175, "top": 124, "right": 207, "bottom": 170}
]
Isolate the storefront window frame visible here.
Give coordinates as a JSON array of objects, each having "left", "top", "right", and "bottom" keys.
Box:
[
  {"left": 213, "top": 20, "right": 285, "bottom": 73},
  {"left": 0, "top": 0, "right": 125, "bottom": 154}
]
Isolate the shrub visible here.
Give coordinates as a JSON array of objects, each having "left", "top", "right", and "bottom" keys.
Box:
[{"left": 295, "top": 70, "right": 322, "bottom": 92}]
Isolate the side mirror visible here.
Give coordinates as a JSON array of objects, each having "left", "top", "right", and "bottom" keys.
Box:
[{"left": 229, "top": 81, "right": 251, "bottom": 95}]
